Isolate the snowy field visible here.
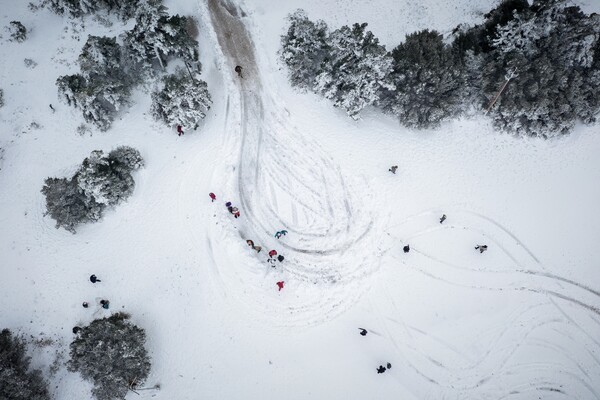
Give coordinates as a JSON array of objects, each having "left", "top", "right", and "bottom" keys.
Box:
[{"left": 1, "top": 0, "right": 600, "bottom": 399}]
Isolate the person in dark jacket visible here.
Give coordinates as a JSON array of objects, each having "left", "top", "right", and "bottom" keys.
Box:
[
  {"left": 403, "top": 245, "right": 410, "bottom": 253},
  {"left": 90, "top": 274, "right": 101, "bottom": 283},
  {"left": 177, "top": 125, "right": 184, "bottom": 136},
  {"left": 387, "top": 362, "right": 392, "bottom": 369},
  {"left": 277, "top": 255, "right": 284, "bottom": 262},
  {"left": 389, "top": 165, "right": 398, "bottom": 174},
  {"left": 359, "top": 328, "right": 367, "bottom": 336},
  {"left": 475, "top": 245, "right": 488, "bottom": 253},
  {"left": 440, "top": 214, "right": 447, "bottom": 224},
  {"left": 100, "top": 300, "right": 110, "bottom": 309},
  {"left": 72, "top": 326, "right": 82, "bottom": 334},
  {"left": 235, "top": 65, "right": 243, "bottom": 78},
  {"left": 377, "top": 365, "right": 386, "bottom": 374},
  {"left": 82, "top": 302, "right": 89, "bottom": 308}
]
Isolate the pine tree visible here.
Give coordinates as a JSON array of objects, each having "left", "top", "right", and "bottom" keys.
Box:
[
  {"left": 314, "top": 23, "right": 394, "bottom": 118},
  {"left": 381, "top": 29, "right": 464, "bottom": 128},
  {"left": 0, "top": 329, "right": 50, "bottom": 400},
  {"left": 150, "top": 69, "right": 212, "bottom": 129},
  {"left": 68, "top": 313, "right": 151, "bottom": 400},
  {"left": 280, "top": 9, "right": 330, "bottom": 89}
]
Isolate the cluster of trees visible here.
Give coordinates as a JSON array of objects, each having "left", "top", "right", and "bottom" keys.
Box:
[
  {"left": 7, "top": 21, "right": 27, "bottom": 42},
  {"left": 2, "top": 313, "right": 151, "bottom": 400},
  {"left": 42, "top": 146, "right": 143, "bottom": 232},
  {"left": 52, "top": 0, "right": 211, "bottom": 131},
  {"left": 280, "top": 0, "right": 600, "bottom": 137}
]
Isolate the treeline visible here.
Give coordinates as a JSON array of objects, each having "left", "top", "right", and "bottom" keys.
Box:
[
  {"left": 280, "top": 0, "right": 600, "bottom": 137},
  {"left": 46, "top": 0, "right": 212, "bottom": 131}
]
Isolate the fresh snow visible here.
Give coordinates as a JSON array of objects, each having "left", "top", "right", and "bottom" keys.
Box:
[{"left": 1, "top": 0, "right": 600, "bottom": 399}]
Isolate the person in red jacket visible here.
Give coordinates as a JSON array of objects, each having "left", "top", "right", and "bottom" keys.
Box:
[
  {"left": 276, "top": 281, "right": 284, "bottom": 291},
  {"left": 177, "top": 125, "right": 184, "bottom": 136},
  {"left": 268, "top": 249, "right": 277, "bottom": 258},
  {"left": 209, "top": 192, "right": 216, "bottom": 202}
]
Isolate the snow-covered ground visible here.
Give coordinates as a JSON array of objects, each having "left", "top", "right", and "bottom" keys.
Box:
[{"left": 1, "top": 0, "right": 600, "bottom": 399}]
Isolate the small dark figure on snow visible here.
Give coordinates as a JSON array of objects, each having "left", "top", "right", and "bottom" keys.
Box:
[
  {"left": 268, "top": 249, "right": 277, "bottom": 258},
  {"left": 233, "top": 208, "right": 241, "bottom": 218},
  {"left": 275, "top": 230, "right": 288, "bottom": 239},
  {"left": 387, "top": 362, "right": 392, "bottom": 369},
  {"left": 209, "top": 192, "right": 216, "bottom": 202},
  {"left": 247, "top": 239, "right": 255, "bottom": 248},
  {"left": 440, "top": 214, "right": 447, "bottom": 224},
  {"left": 359, "top": 328, "right": 367, "bottom": 336},
  {"left": 225, "top": 201, "right": 232, "bottom": 208},
  {"left": 277, "top": 255, "right": 284, "bottom": 262},
  {"left": 235, "top": 65, "right": 243, "bottom": 78},
  {"left": 49, "top": 104, "right": 55, "bottom": 113},
  {"left": 89, "top": 274, "right": 101, "bottom": 283},
  {"left": 72, "top": 326, "right": 82, "bottom": 334},
  {"left": 254, "top": 246, "right": 262, "bottom": 253},
  {"left": 82, "top": 302, "right": 89, "bottom": 308},
  {"left": 100, "top": 299, "right": 110, "bottom": 309},
  {"left": 403, "top": 245, "right": 410, "bottom": 253},
  {"left": 475, "top": 245, "right": 488, "bottom": 253},
  {"left": 389, "top": 165, "right": 398, "bottom": 174},
  {"left": 276, "top": 281, "right": 284, "bottom": 291},
  {"left": 377, "top": 365, "right": 386, "bottom": 374},
  {"left": 177, "top": 125, "right": 184, "bottom": 136},
  {"left": 227, "top": 206, "right": 234, "bottom": 213},
  {"left": 268, "top": 258, "right": 277, "bottom": 266}
]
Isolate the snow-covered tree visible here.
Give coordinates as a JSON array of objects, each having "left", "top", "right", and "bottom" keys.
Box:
[
  {"left": 108, "top": 146, "right": 144, "bottom": 171},
  {"left": 0, "top": 88, "right": 4, "bottom": 108},
  {"left": 381, "top": 29, "right": 464, "bottom": 128},
  {"left": 7, "top": 21, "right": 27, "bottom": 43},
  {"left": 68, "top": 313, "right": 151, "bottom": 400},
  {"left": 314, "top": 23, "right": 394, "bottom": 118},
  {"left": 150, "top": 69, "right": 211, "bottom": 129},
  {"left": 0, "top": 329, "right": 50, "bottom": 400},
  {"left": 280, "top": 9, "right": 330, "bottom": 89},
  {"left": 43, "top": 0, "right": 143, "bottom": 20},
  {"left": 79, "top": 36, "right": 125, "bottom": 80}
]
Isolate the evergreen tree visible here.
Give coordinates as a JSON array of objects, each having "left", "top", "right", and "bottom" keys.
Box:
[
  {"left": 7, "top": 21, "right": 27, "bottom": 43},
  {"left": 0, "top": 329, "right": 51, "bottom": 400},
  {"left": 108, "top": 146, "right": 144, "bottom": 171},
  {"left": 314, "top": 23, "right": 394, "bottom": 118},
  {"left": 381, "top": 29, "right": 464, "bottom": 128},
  {"left": 68, "top": 313, "right": 151, "bottom": 400},
  {"left": 280, "top": 9, "right": 330, "bottom": 89},
  {"left": 150, "top": 69, "right": 211, "bottom": 129}
]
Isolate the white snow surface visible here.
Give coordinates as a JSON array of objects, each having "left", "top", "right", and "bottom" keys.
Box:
[{"left": 1, "top": 0, "right": 600, "bottom": 399}]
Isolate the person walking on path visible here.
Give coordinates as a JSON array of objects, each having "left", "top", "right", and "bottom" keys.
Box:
[
  {"left": 247, "top": 239, "right": 255, "bottom": 248},
  {"left": 440, "top": 214, "right": 447, "bottom": 224},
  {"left": 233, "top": 208, "right": 241, "bottom": 218},
  {"left": 235, "top": 65, "right": 243, "bottom": 78},
  {"left": 377, "top": 365, "right": 386, "bottom": 374},
  {"left": 82, "top": 302, "right": 89, "bottom": 308},
  {"left": 100, "top": 299, "right": 110, "bottom": 309},
  {"left": 268, "top": 250, "right": 278, "bottom": 258},
  {"left": 277, "top": 255, "right": 285, "bottom": 262},
  {"left": 403, "top": 245, "right": 410, "bottom": 253},
  {"left": 90, "top": 274, "right": 101, "bottom": 283},
  {"left": 209, "top": 193, "right": 216, "bottom": 202},
  {"left": 475, "top": 245, "right": 488, "bottom": 253},
  {"left": 275, "top": 230, "right": 288, "bottom": 239},
  {"left": 389, "top": 165, "right": 398, "bottom": 174},
  {"left": 358, "top": 328, "right": 368, "bottom": 336},
  {"left": 177, "top": 125, "right": 184, "bottom": 136},
  {"left": 276, "top": 281, "right": 285, "bottom": 291}
]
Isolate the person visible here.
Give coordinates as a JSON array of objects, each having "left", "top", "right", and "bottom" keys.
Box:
[
  {"left": 403, "top": 245, "right": 410, "bottom": 253},
  {"left": 227, "top": 206, "right": 234, "bottom": 213},
  {"left": 387, "top": 362, "right": 392, "bottom": 369},
  {"left": 49, "top": 104, "right": 55, "bottom": 113},
  {"left": 100, "top": 299, "right": 110, "bottom": 309},
  {"left": 389, "top": 165, "right": 398, "bottom": 174},
  {"left": 268, "top": 258, "right": 277, "bottom": 266},
  {"left": 233, "top": 209, "right": 241, "bottom": 218},
  {"left": 72, "top": 326, "right": 82, "bottom": 334},
  {"left": 235, "top": 65, "right": 243, "bottom": 78},
  {"left": 275, "top": 230, "right": 288, "bottom": 239},
  {"left": 82, "top": 302, "right": 89, "bottom": 308},
  {"left": 377, "top": 365, "right": 386, "bottom": 374},
  {"left": 254, "top": 246, "right": 262, "bottom": 253},
  {"left": 177, "top": 125, "right": 184, "bottom": 136},
  {"left": 246, "top": 239, "right": 255, "bottom": 248},
  {"left": 359, "top": 328, "right": 367, "bottom": 336},
  {"left": 230, "top": 206, "right": 238, "bottom": 215},
  {"left": 475, "top": 245, "right": 488, "bottom": 253},
  {"left": 209, "top": 193, "right": 216, "bottom": 202},
  {"left": 277, "top": 255, "right": 284, "bottom": 262},
  {"left": 90, "top": 274, "right": 101, "bottom": 283},
  {"left": 276, "top": 281, "right": 285, "bottom": 291},
  {"left": 225, "top": 202, "right": 232, "bottom": 208},
  {"left": 268, "top": 250, "right": 277, "bottom": 258},
  {"left": 440, "top": 214, "right": 447, "bottom": 224}
]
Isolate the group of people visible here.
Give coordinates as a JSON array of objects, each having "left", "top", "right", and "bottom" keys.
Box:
[
  {"left": 358, "top": 329, "right": 393, "bottom": 374},
  {"left": 73, "top": 275, "right": 110, "bottom": 334},
  {"left": 225, "top": 201, "right": 241, "bottom": 218}
]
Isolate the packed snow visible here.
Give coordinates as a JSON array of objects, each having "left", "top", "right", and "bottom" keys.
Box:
[{"left": 1, "top": 0, "right": 599, "bottom": 399}]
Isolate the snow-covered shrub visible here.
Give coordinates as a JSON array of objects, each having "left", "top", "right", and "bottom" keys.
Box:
[
  {"left": 314, "top": 23, "right": 394, "bottom": 118},
  {"left": 41, "top": 176, "right": 104, "bottom": 233},
  {"left": 42, "top": 147, "right": 143, "bottom": 232},
  {"left": 480, "top": 0, "right": 600, "bottom": 136},
  {"left": 279, "top": 9, "right": 330, "bottom": 89},
  {"left": 7, "top": 21, "right": 27, "bottom": 42},
  {"left": 381, "top": 29, "right": 464, "bottom": 128},
  {"left": 68, "top": 313, "right": 151, "bottom": 400},
  {"left": 0, "top": 329, "right": 51, "bottom": 400},
  {"left": 150, "top": 69, "right": 211, "bottom": 129},
  {"left": 44, "top": 0, "right": 142, "bottom": 20}
]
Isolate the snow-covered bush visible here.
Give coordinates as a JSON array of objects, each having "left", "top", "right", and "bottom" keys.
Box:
[
  {"left": 7, "top": 21, "right": 27, "bottom": 42},
  {"left": 479, "top": 0, "right": 600, "bottom": 137},
  {"left": 44, "top": 0, "right": 142, "bottom": 20},
  {"left": 150, "top": 69, "right": 211, "bottom": 129},
  {"left": 0, "top": 329, "right": 50, "bottom": 400},
  {"left": 381, "top": 29, "right": 464, "bottom": 128},
  {"left": 279, "top": 9, "right": 330, "bottom": 89},
  {"left": 314, "top": 23, "right": 394, "bottom": 118},
  {"left": 68, "top": 313, "right": 151, "bottom": 400},
  {"left": 0, "top": 88, "right": 4, "bottom": 108},
  {"left": 42, "top": 147, "right": 143, "bottom": 232}
]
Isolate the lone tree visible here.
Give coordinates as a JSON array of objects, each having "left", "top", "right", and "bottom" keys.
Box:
[
  {"left": 0, "top": 329, "right": 50, "bottom": 400},
  {"left": 68, "top": 313, "right": 151, "bottom": 400},
  {"left": 150, "top": 68, "right": 211, "bottom": 129}
]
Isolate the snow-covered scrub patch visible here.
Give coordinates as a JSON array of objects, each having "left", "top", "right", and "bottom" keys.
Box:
[
  {"left": 68, "top": 313, "right": 151, "bottom": 400},
  {"left": 281, "top": 0, "right": 600, "bottom": 136},
  {"left": 6, "top": 21, "right": 28, "bottom": 43},
  {"left": 0, "top": 88, "right": 4, "bottom": 108},
  {"left": 0, "top": 329, "right": 50, "bottom": 400},
  {"left": 41, "top": 146, "right": 143, "bottom": 233},
  {"left": 151, "top": 68, "right": 212, "bottom": 130},
  {"left": 42, "top": 0, "right": 139, "bottom": 21}
]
